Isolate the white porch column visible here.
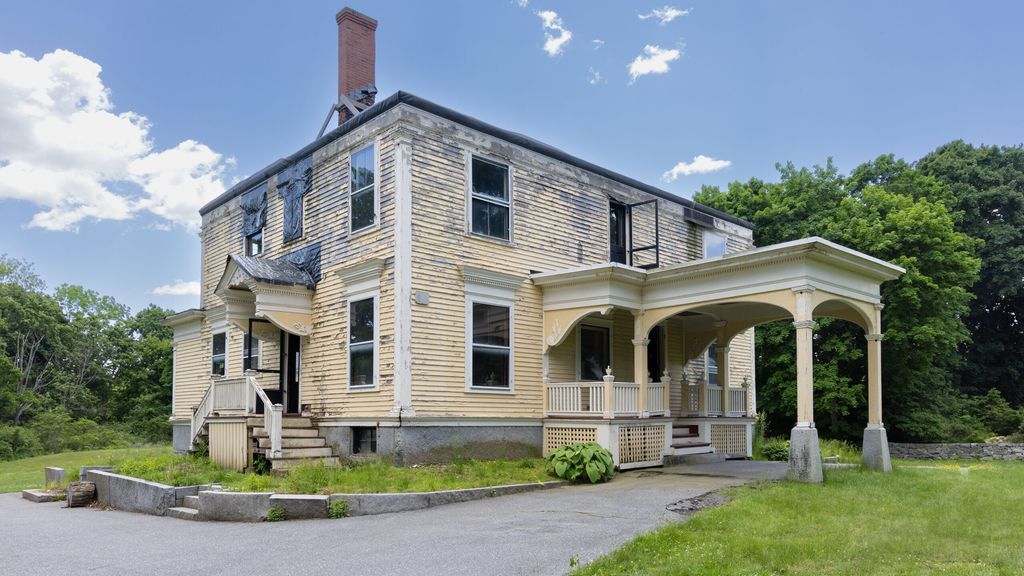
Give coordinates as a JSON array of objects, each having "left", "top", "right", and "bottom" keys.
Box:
[
  {"left": 715, "top": 321, "right": 730, "bottom": 416},
  {"left": 603, "top": 367, "right": 615, "bottom": 419},
  {"left": 863, "top": 303, "right": 892, "bottom": 472},
  {"left": 633, "top": 310, "right": 650, "bottom": 418},
  {"left": 789, "top": 287, "right": 823, "bottom": 483}
]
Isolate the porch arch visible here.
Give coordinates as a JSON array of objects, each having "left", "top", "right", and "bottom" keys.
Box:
[{"left": 543, "top": 305, "right": 618, "bottom": 352}]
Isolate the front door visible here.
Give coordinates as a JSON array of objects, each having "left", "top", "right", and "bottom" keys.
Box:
[
  {"left": 284, "top": 333, "right": 301, "bottom": 415},
  {"left": 609, "top": 201, "right": 627, "bottom": 264}
]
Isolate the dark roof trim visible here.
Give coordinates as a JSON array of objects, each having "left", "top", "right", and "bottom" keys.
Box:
[
  {"left": 199, "top": 91, "right": 753, "bottom": 229},
  {"left": 228, "top": 254, "right": 315, "bottom": 290}
]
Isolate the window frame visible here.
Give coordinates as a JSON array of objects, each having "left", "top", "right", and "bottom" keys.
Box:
[
  {"left": 575, "top": 318, "right": 614, "bottom": 382},
  {"left": 348, "top": 142, "right": 380, "bottom": 236},
  {"left": 347, "top": 290, "right": 379, "bottom": 391},
  {"left": 465, "top": 295, "right": 515, "bottom": 394},
  {"left": 211, "top": 331, "right": 227, "bottom": 377},
  {"left": 245, "top": 229, "right": 264, "bottom": 257},
  {"left": 466, "top": 153, "right": 513, "bottom": 244},
  {"left": 706, "top": 342, "right": 719, "bottom": 386},
  {"left": 703, "top": 229, "right": 728, "bottom": 259},
  {"left": 243, "top": 333, "right": 261, "bottom": 372}
]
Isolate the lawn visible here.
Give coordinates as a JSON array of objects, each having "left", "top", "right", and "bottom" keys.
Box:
[
  {"left": 575, "top": 461, "right": 1024, "bottom": 575},
  {"left": 0, "top": 446, "right": 171, "bottom": 493},
  {"left": 116, "top": 453, "right": 556, "bottom": 494}
]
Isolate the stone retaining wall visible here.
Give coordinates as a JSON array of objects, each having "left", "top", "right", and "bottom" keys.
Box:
[
  {"left": 889, "top": 442, "right": 1024, "bottom": 461},
  {"left": 84, "top": 470, "right": 177, "bottom": 516}
]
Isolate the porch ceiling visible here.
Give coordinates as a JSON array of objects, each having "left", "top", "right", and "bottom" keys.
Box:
[
  {"left": 532, "top": 237, "right": 905, "bottom": 350},
  {"left": 215, "top": 255, "right": 314, "bottom": 336}
]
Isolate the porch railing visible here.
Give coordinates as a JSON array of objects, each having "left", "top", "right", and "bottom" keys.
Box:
[
  {"left": 245, "top": 371, "right": 282, "bottom": 459},
  {"left": 545, "top": 378, "right": 671, "bottom": 418},
  {"left": 683, "top": 381, "right": 750, "bottom": 417},
  {"left": 646, "top": 380, "right": 666, "bottom": 414},
  {"left": 190, "top": 374, "right": 282, "bottom": 459}
]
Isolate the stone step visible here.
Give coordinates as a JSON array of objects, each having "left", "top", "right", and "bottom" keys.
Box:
[
  {"left": 247, "top": 417, "right": 313, "bottom": 428},
  {"left": 277, "top": 447, "right": 334, "bottom": 459},
  {"left": 166, "top": 507, "right": 200, "bottom": 521},
  {"left": 258, "top": 437, "right": 326, "bottom": 449},
  {"left": 672, "top": 431, "right": 700, "bottom": 439},
  {"left": 182, "top": 495, "right": 199, "bottom": 509},
  {"left": 671, "top": 441, "right": 712, "bottom": 450},
  {"left": 271, "top": 457, "right": 341, "bottom": 471},
  {"left": 252, "top": 427, "right": 320, "bottom": 438}
]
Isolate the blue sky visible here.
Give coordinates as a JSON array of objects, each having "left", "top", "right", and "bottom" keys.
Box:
[{"left": 1, "top": 0, "right": 1022, "bottom": 313}]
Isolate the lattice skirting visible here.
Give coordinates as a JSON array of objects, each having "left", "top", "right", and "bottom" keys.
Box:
[
  {"left": 543, "top": 426, "right": 597, "bottom": 455},
  {"left": 710, "top": 424, "right": 748, "bottom": 457},
  {"left": 618, "top": 424, "right": 666, "bottom": 465}
]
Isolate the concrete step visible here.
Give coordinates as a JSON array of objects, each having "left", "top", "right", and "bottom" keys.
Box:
[
  {"left": 247, "top": 417, "right": 313, "bottom": 428},
  {"left": 166, "top": 507, "right": 200, "bottom": 521},
  {"left": 258, "top": 437, "right": 326, "bottom": 449},
  {"left": 252, "top": 427, "right": 320, "bottom": 438},
  {"left": 182, "top": 495, "right": 199, "bottom": 509},
  {"left": 271, "top": 457, "right": 341, "bottom": 471},
  {"left": 671, "top": 441, "right": 711, "bottom": 449},
  {"left": 672, "top": 431, "right": 700, "bottom": 439},
  {"left": 277, "top": 447, "right": 333, "bottom": 459}
]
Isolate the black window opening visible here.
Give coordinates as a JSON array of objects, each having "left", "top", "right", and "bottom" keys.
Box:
[
  {"left": 707, "top": 342, "right": 718, "bottom": 386},
  {"left": 609, "top": 202, "right": 627, "bottom": 264},
  {"left": 243, "top": 333, "right": 260, "bottom": 371},
  {"left": 211, "top": 332, "right": 226, "bottom": 377},
  {"left": 352, "top": 427, "right": 377, "bottom": 454},
  {"left": 579, "top": 325, "right": 610, "bottom": 381},
  {"left": 647, "top": 325, "right": 665, "bottom": 380},
  {"left": 350, "top": 145, "right": 376, "bottom": 232},
  {"left": 470, "top": 157, "right": 510, "bottom": 241},
  {"left": 349, "top": 297, "right": 375, "bottom": 387},
  {"left": 471, "top": 302, "right": 510, "bottom": 388},
  {"left": 246, "top": 230, "right": 263, "bottom": 256}
]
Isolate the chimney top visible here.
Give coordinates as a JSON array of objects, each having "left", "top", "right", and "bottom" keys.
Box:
[
  {"left": 336, "top": 7, "right": 377, "bottom": 30},
  {"left": 336, "top": 7, "right": 378, "bottom": 123}
]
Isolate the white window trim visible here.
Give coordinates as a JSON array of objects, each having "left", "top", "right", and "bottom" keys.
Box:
[
  {"left": 703, "top": 229, "right": 728, "bottom": 259},
  {"left": 575, "top": 317, "right": 614, "bottom": 382},
  {"left": 211, "top": 330, "right": 228, "bottom": 378},
  {"left": 465, "top": 151, "right": 514, "bottom": 245},
  {"left": 347, "top": 290, "right": 380, "bottom": 392},
  {"left": 243, "top": 333, "right": 262, "bottom": 371},
  {"left": 466, "top": 295, "right": 515, "bottom": 394},
  {"left": 245, "top": 229, "right": 264, "bottom": 257},
  {"left": 349, "top": 140, "right": 381, "bottom": 237}
]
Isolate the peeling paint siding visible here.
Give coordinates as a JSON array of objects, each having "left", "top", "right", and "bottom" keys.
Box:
[{"left": 171, "top": 336, "right": 207, "bottom": 421}]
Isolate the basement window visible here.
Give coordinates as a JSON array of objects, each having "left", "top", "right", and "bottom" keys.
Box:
[
  {"left": 246, "top": 230, "right": 263, "bottom": 256},
  {"left": 470, "top": 157, "right": 510, "bottom": 241},
  {"left": 352, "top": 427, "right": 377, "bottom": 454}
]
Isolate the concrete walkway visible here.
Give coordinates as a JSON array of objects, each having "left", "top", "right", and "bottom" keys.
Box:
[{"left": 0, "top": 461, "right": 785, "bottom": 576}]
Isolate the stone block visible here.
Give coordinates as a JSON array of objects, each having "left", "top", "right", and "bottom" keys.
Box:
[
  {"left": 198, "top": 491, "right": 272, "bottom": 522},
  {"left": 44, "top": 467, "right": 66, "bottom": 487},
  {"left": 862, "top": 426, "right": 892, "bottom": 472},
  {"left": 787, "top": 426, "right": 823, "bottom": 483},
  {"left": 21, "top": 489, "right": 54, "bottom": 503},
  {"left": 84, "top": 470, "right": 176, "bottom": 516},
  {"left": 269, "top": 494, "right": 329, "bottom": 519},
  {"left": 329, "top": 493, "right": 430, "bottom": 516},
  {"left": 78, "top": 465, "right": 114, "bottom": 480}
]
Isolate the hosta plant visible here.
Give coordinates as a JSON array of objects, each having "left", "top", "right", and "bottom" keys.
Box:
[{"left": 546, "top": 442, "right": 615, "bottom": 484}]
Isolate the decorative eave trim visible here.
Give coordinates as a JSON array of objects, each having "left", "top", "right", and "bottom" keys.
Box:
[
  {"left": 462, "top": 266, "right": 526, "bottom": 291},
  {"left": 530, "top": 263, "right": 646, "bottom": 289},
  {"left": 334, "top": 258, "right": 387, "bottom": 286},
  {"left": 161, "top": 308, "right": 206, "bottom": 327}
]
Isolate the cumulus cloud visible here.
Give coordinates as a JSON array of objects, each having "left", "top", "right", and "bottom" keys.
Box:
[
  {"left": 661, "top": 155, "right": 731, "bottom": 182},
  {"left": 537, "top": 11, "right": 572, "bottom": 57},
  {"left": 0, "top": 49, "right": 231, "bottom": 232},
  {"left": 627, "top": 44, "right": 682, "bottom": 84},
  {"left": 152, "top": 280, "right": 201, "bottom": 296},
  {"left": 514, "top": 0, "right": 528, "bottom": 6},
  {"left": 639, "top": 6, "right": 690, "bottom": 24}
]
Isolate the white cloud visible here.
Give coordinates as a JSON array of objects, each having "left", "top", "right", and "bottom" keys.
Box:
[
  {"left": 627, "top": 44, "right": 682, "bottom": 84},
  {"left": 514, "top": 0, "right": 528, "bottom": 6},
  {"left": 152, "top": 280, "right": 201, "bottom": 296},
  {"left": 639, "top": 6, "right": 690, "bottom": 24},
  {"left": 0, "top": 49, "right": 231, "bottom": 232},
  {"left": 592, "top": 39, "right": 605, "bottom": 50},
  {"left": 537, "top": 11, "right": 572, "bottom": 57},
  {"left": 661, "top": 155, "right": 732, "bottom": 182},
  {"left": 588, "top": 67, "right": 604, "bottom": 85}
]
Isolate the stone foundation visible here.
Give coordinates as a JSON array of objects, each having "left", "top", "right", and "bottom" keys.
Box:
[
  {"left": 172, "top": 423, "right": 191, "bottom": 454},
  {"left": 787, "top": 425, "right": 823, "bottom": 483},
  {"left": 888, "top": 442, "right": 1024, "bottom": 461},
  {"left": 320, "top": 424, "right": 542, "bottom": 465}
]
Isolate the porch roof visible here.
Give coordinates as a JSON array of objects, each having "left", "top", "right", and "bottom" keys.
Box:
[{"left": 215, "top": 255, "right": 315, "bottom": 336}]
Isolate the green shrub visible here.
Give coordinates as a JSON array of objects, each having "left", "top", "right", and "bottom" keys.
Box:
[
  {"left": 760, "top": 438, "right": 791, "bottom": 461},
  {"left": 0, "top": 425, "right": 43, "bottom": 460},
  {"left": 265, "top": 507, "right": 286, "bottom": 522},
  {"left": 26, "top": 410, "right": 136, "bottom": 454},
  {"left": 546, "top": 442, "right": 614, "bottom": 484},
  {"left": 974, "top": 389, "right": 1021, "bottom": 436},
  {"left": 819, "top": 438, "right": 861, "bottom": 463},
  {"left": 329, "top": 499, "right": 349, "bottom": 519}
]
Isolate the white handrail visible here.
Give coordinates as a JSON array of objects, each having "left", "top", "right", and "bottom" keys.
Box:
[
  {"left": 190, "top": 379, "right": 216, "bottom": 450},
  {"left": 245, "top": 371, "right": 282, "bottom": 459}
]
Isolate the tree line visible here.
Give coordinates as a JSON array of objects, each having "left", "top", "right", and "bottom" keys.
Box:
[
  {"left": 0, "top": 256, "right": 173, "bottom": 460},
  {"left": 696, "top": 140, "right": 1024, "bottom": 442}
]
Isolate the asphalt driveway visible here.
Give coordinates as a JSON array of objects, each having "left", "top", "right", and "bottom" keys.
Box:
[{"left": 0, "top": 461, "right": 785, "bottom": 576}]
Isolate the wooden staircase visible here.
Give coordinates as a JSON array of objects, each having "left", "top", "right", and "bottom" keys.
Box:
[
  {"left": 248, "top": 416, "right": 340, "bottom": 471},
  {"left": 669, "top": 423, "right": 715, "bottom": 456}
]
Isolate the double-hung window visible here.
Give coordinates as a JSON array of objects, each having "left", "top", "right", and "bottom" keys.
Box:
[
  {"left": 349, "top": 296, "right": 376, "bottom": 388},
  {"left": 470, "top": 157, "right": 510, "bottom": 241},
  {"left": 470, "top": 302, "right": 511, "bottom": 389},
  {"left": 350, "top": 144, "right": 376, "bottom": 233},
  {"left": 211, "top": 332, "right": 226, "bottom": 377},
  {"left": 707, "top": 342, "right": 718, "bottom": 386},
  {"left": 704, "top": 230, "right": 727, "bottom": 259},
  {"left": 246, "top": 230, "right": 263, "bottom": 256},
  {"left": 243, "top": 334, "right": 260, "bottom": 371}
]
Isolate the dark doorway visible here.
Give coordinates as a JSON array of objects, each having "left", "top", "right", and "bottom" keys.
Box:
[
  {"left": 609, "top": 201, "right": 627, "bottom": 264},
  {"left": 647, "top": 325, "right": 665, "bottom": 380},
  {"left": 283, "top": 332, "right": 301, "bottom": 415}
]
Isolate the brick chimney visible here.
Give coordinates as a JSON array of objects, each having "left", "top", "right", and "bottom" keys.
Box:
[{"left": 336, "top": 7, "right": 378, "bottom": 124}]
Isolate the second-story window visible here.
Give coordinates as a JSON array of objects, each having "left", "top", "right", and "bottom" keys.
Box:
[
  {"left": 704, "top": 230, "right": 727, "bottom": 259},
  {"left": 350, "top": 144, "right": 376, "bottom": 233},
  {"left": 470, "top": 157, "right": 510, "bottom": 241},
  {"left": 246, "top": 230, "right": 263, "bottom": 256}
]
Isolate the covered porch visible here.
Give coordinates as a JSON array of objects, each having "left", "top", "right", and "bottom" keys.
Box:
[{"left": 533, "top": 237, "right": 904, "bottom": 482}]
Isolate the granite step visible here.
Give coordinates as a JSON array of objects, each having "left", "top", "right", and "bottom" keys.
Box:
[{"left": 166, "top": 506, "right": 200, "bottom": 521}]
